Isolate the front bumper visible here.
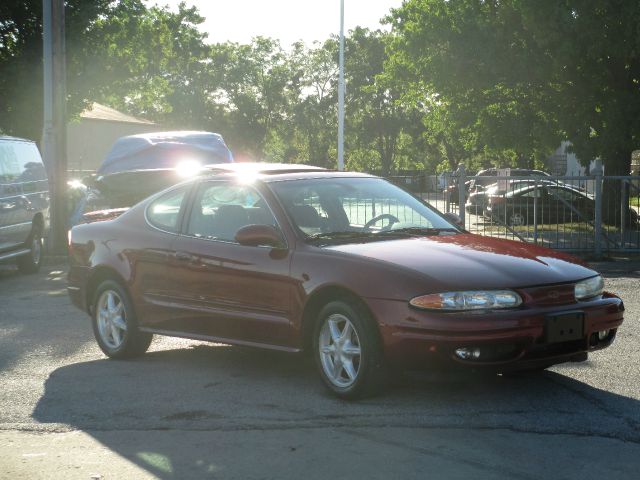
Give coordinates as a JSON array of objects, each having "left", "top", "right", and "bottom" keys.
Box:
[{"left": 367, "top": 292, "right": 624, "bottom": 371}]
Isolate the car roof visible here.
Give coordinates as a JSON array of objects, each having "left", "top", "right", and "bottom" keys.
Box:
[
  {"left": 0, "top": 135, "right": 36, "bottom": 144},
  {"left": 507, "top": 182, "right": 591, "bottom": 198},
  {"left": 476, "top": 168, "right": 550, "bottom": 176},
  {"left": 202, "top": 163, "right": 376, "bottom": 182}
]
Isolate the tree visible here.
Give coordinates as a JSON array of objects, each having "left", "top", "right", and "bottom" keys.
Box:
[
  {"left": 387, "top": 0, "right": 565, "bottom": 172},
  {"left": 0, "top": 0, "right": 114, "bottom": 140},
  {"left": 388, "top": 0, "right": 640, "bottom": 222}
]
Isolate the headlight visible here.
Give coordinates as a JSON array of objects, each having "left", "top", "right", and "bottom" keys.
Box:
[
  {"left": 574, "top": 275, "right": 604, "bottom": 300},
  {"left": 410, "top": 290, "right": 522, "bottom": 311}
]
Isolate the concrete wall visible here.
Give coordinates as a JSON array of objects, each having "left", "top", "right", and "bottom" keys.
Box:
[{"left": 67, "top": 119, "right": 161, "bottom": 174}]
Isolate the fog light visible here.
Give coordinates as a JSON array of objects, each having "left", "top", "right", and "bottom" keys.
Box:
[
  {"left": 455, "top": 347, "right": 481, "bottom": 360},
  {"left": 598, "top": 329, "right": 610, "bottom": 341}
]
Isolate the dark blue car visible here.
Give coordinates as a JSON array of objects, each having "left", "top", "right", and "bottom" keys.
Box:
[{"left": 70, "top": 131, "right": 233, "bottom": 225}]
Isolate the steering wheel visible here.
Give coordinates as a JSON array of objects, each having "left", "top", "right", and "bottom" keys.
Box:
[{"left": 362, "top": 213, "right": 400, "bottom": 231}]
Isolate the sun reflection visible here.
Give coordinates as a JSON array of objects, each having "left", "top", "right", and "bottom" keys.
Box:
[
  {"left": 137, "top": 452, "right": 173, "bottom": 474},
  {"left": 175, "top": 159, "right": 203, "bottom": 178}
]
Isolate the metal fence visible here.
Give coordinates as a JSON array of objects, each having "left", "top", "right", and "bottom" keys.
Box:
[{"left": 386, "top": 165, "right": 640, "bottom": 257}]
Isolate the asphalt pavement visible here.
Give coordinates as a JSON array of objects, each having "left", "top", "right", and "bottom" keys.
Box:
[{"left": 0, "top": 262, "right": 639, "bottom": 479}]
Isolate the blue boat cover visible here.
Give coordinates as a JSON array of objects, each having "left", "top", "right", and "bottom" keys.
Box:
[{"left": 98, "top": 131, "right": 233, "bottom": 175}]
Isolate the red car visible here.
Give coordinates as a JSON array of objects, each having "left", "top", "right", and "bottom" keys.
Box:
[{"left": 67, "top": 165, "right": 624, "bottom": 399}]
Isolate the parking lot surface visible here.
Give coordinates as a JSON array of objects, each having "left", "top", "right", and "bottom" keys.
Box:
[{"left": 1, "top": 263, "right": 639, "bottom": 479}]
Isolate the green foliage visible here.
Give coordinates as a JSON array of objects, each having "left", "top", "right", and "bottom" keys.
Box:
[
  {"left": 387, "top": 0, "right": 640, "bottom": 174},
  {"left": 2, "top": 0, "right": 638, "bottom": 179}
]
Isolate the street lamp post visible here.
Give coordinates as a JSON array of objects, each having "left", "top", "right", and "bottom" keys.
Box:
[{"left": 338, "top": 0, "right": 345, "bottom": 171}]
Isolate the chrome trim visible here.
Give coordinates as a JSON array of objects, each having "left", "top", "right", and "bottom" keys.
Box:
[
  {"left": 0, "top": 248, "right": 30, "bottom": 261},
  {"left": 0, "top": 190, "right": 50, "bottom": 201},
  {"left": 0, "top": 221, "right": 33, "bottom": 230}
]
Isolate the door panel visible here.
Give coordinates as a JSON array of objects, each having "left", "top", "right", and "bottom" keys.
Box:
[
  {"left": 164, "top": 238, "right": 293, "bottom": 345},
  {"left": 157, "top": 181, "right": 295, "bottom": 347}
]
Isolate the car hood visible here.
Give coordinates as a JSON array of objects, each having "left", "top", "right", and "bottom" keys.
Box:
[{"left": 324, "top": 233, "right": 595, "bottom": 290}]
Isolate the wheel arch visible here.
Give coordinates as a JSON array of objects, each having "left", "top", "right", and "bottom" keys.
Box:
[
  {"left": 85, "top": 266, "right": 128, "bottom": 316},
  {"left": 300, "top": 284, "right": 380, "bottom": 354}
]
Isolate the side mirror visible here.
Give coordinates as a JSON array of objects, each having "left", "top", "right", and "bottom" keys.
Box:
[
  {"left": 235, "top": 224, "right": 285, "bottom": 248},
  {"left": 443, "top": 212, "right": 464, "bottom": 228}
]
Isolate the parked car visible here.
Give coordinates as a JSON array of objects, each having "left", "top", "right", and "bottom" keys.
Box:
[
  {"left": 68, "top": 165, "right": 624, "bottom": 399},
  {"left": 447, "top": 168, "right": 551, "bottom": 205},
  {"left": 69, "top": 130, "right": 233, "bottom": 225},
  {"left": 486, "top": 183, "right": 639, "bottom": 227},
  {"left": 466, "top": 179, "right": 558, "bottom": 214},
  {"left": 0, "top": 136, "right": 49, "bottom": 273}
]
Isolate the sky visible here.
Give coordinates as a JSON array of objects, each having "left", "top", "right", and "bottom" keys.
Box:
[{"left": 146, "top": 0, "right": 405, "bottom": 46}]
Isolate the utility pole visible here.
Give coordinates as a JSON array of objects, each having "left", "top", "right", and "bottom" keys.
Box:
[
  {"left": 337, "top": 0, "right": 345, "bottom": 171},
  {"left": 42, "top": 0, "right": 67, "bottom": 254}
]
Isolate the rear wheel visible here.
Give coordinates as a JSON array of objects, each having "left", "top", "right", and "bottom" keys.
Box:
[
  {"left": 17, "top": 226, "right": 43, "bottom": 274},
  {"left": 313, "top": 300, "right": 386, "bottom": 399},
  {"left": 92, "top": 280, "right": 152, "bottom": 359}
]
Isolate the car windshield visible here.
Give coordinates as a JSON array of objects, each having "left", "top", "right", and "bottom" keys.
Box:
[{"left": 269, "top": 176, "right": 457, "bottom": 241}]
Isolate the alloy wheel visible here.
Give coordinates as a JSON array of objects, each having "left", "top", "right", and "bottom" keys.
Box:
[
  {"left": 318, "top": 313, "right": 362, "bottom": 388},
  {"left": 96, "top": 290, "right": 128, "bottom": 350}
]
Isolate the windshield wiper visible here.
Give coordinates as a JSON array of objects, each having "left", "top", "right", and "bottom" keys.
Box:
[
  {"left": 306, "top": 227, "right": 458, "bottom": 244},
  {"left": 376, "top": 227, "right": 459, "bottom": 236},
  {"left": 307, "top": 231, "right": 375, "bottom": 241}
]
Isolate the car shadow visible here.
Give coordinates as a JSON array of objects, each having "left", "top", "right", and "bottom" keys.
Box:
[{"left": 32, "top": 343, "right": 640, "bottom": 479}]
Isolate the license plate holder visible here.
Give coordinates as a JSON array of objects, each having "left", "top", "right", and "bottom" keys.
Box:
[{"left": 545, "top": 311, "right": 584, "bottom": 343}]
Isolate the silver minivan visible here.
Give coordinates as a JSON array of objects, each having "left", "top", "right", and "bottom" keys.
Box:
[{"left": 0, "top": 136, "right": 49, "bottom": 273}]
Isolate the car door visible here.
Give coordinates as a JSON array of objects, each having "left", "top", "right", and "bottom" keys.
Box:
[
  {"left": 0, "top": 140, "right": 25, "bottom": 250},
  {"left": 547, "top": 186, "right": 593, "bottom": 224},
  {"left": 162, "top": 180, "right": 295, "bottom": 348},
  {"left": 130, "top": 184, "right": 193, "bottom": 327}
]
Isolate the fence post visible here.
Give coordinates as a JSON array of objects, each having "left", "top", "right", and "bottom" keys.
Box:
[
  {"left": 620, "top": 179, "right": 627, "bottom": 249},
  {"left": 592, "top": 159, "right": 603, "bottom": 259},
  {"left": 457, "top": 163, "right": 466, "bottom": 225},
  {"left": 533, "top": 180, "right": 538, "bottom": 244},
  {"left": 444, "top": 173, "right": 450, "bottom": 213}
]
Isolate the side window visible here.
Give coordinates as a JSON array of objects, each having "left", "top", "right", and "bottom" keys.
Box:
[
  {"left": 0, "top": 142, "right": 47, "bottom": 196},
  {"left": 285, "top": 188, "right": 329, "bottom": 235},
  {"left": 519, "top": 188, "right": 542, "bottom": 198},
  {"left": 0, "top": 142, "right": 20, "bottom": 182},
  {"left": 147, "top": 187, "right": 188, "bottom": 232},
  {"left": 187, "top": 182, "right": 277, "bottom": 242},
  {"left": 549, "top": 188, "right": 580, "bottom": 202}
]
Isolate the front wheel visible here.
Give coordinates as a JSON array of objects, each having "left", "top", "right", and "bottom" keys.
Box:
[
  {"left": 313, "top": 300, "right": 386, "bottom": 399},
  {"left": 92, "top": 280, "right": 153, "bottom": 359}
]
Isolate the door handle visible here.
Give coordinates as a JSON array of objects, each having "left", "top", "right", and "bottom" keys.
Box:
[{"left": 175, "top": 251, "right": 192, "bottom": 262}]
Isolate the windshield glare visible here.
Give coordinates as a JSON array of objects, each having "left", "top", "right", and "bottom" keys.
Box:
[{"left": 270, "top": 177, "right": 456, "bottom": 237}]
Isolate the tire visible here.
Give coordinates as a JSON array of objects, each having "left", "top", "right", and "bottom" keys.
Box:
[
  {"left": 313, "top": 300, "right": 387, "bottom": 399},
  {"left": 92, "top": 280, "right": 153, "bottom": 359},
  {"left": 17, "top": 225, "right": 43, "bottom": 274},
  {"left": 508, "top": 212, "right": 527, "bottom": 227}
]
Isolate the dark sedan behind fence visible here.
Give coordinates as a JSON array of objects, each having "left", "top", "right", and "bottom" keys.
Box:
[{"left": 385, "top": 166, "right": 640, "bottom": 256}]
